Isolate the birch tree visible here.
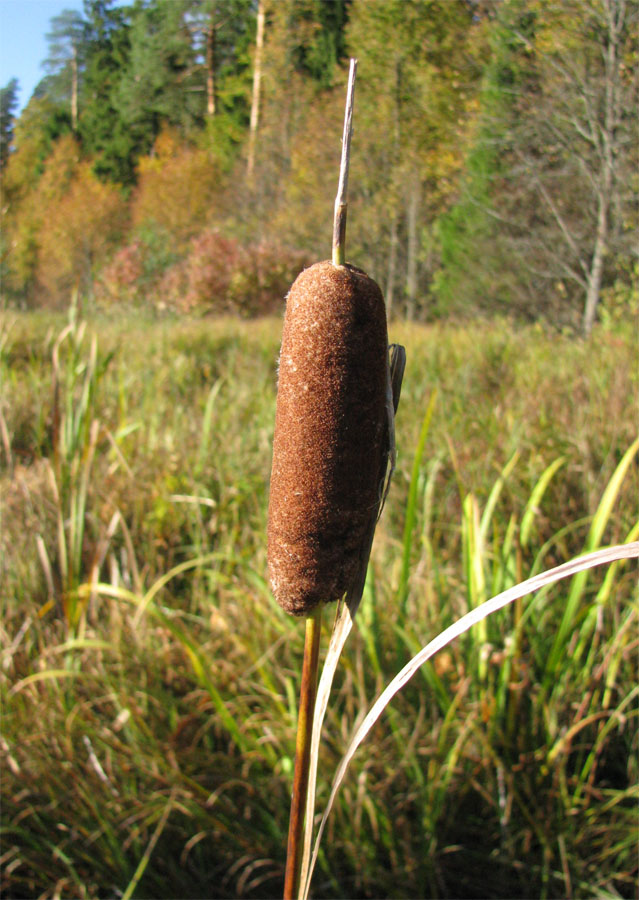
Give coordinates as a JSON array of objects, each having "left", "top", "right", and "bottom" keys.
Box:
[
  {"left": 503, "top": 0, "right": 637, "bottom": 333},
  {"left": 246, "top": 0, "right": 265, "bottom": 179}
]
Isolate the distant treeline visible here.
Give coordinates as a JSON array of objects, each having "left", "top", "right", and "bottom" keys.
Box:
[{"left": 1, "top": 0, "right": 637, "bottom": 332}]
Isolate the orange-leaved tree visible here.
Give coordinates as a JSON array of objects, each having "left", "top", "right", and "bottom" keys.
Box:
[{"left": 36, "top": 155, "right": 127, "bottom": 305}]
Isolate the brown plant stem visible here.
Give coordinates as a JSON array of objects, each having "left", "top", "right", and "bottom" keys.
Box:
[
  {"left": 283, "top": 606, "right": 323, "bottom": 900},
  {"left": 332, "top": 59, "right": 357, "bottom": 267}
]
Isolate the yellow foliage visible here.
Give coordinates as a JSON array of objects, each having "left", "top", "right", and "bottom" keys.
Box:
[
  {"left": 36, "top": 134, "right": 81, "bottom": 203},
  {"left": 131, "top": 128, "right": 223, "bottom": 248},
  {"left": 36, "top": 161, "right": 127, "bottom": 304},
  {"left": 3, "top": 134, "right": 83, "bottom": 298}
]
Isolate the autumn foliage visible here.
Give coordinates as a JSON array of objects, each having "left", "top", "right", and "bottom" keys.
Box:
[
  {"left": 131, "top": 130, "right": 224, "bottom": 250},
  {"left": 97, "top": 228, "right": 309, "bottom": 317},
  {"left": 1, "top": 0, "right": 636, "bottom": 329},
  {"left": 37, "top": 159, "right": 126, "bottom": 302},
  {"left": 3, "top": 134, "right": 126, "bottom": 304}
]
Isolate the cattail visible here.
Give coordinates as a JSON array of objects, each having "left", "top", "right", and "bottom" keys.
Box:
[
  {"left": 267, "top": 260, "right": 389, "bottom": 616},
  {"left": 272, "top": 59, "right": 405, "bottom": 900}
]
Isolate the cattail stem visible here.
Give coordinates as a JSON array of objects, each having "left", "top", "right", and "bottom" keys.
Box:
[
  {"left": 284, "top": 606, "right": 323, "bottom": 900},
  {"left": 332, "top": 59, "right": 357, "bottom": 266}
]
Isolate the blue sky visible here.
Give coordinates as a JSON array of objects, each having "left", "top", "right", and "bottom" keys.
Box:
[
  {"left": 0, "top": 0, "right": 134, "bottom": 116},
  {"left": 0, "top": 0, "right": 85, "bottom": 113}
]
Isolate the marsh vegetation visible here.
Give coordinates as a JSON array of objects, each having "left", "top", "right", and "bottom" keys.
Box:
[{"left": 2, "top": 311, "right": 637, "bottom": 898}]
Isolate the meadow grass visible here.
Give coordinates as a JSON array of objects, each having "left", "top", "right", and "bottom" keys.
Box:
[{"left": 1, "top": 309, "right": 637, "bottom": 899}]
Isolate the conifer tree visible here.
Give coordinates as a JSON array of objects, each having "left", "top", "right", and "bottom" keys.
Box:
[
  {"left": 43, "top": 9, "right": 86, "bottom": 131},
  {"left": 118, "top": 0, "right": 199, "bottom": 153},
  {"left": 0, "top": 78, "right": 19, "bottom": 171},
  {"left": 78, "top": 0, "right": 133, "bottom": 183}
]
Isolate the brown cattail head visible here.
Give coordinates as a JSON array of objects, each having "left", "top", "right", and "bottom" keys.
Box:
[{"left": 267, "top": 260, "right": 389, "bottom": 616}]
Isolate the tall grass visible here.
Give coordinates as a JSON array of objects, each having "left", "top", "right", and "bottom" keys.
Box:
[{"left": 1, "top": 310, "right": 637, "bottom": 899}]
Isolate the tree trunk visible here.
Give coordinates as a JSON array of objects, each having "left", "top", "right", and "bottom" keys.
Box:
[
  {"left": 405, "top": 179, "right": 419, "bottom": 319},
  {"left": 247, "top": 0, "right": 265, "bottom": 180},
  {"left": 206, "top": 15, "right": 216, "bottom": 117},
  {"left": 71, "top": 44, "right": 78, "bottom": 131},
  {"left": 583, "top": 195, "right": 608, "bottom": 336},
  {"left": 582, "top": 0, "right": 620, "bottom": 336}
]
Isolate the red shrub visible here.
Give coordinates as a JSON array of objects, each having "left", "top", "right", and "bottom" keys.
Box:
[{"left": 95, "top": 241, "right": 145, "bottom": 305}]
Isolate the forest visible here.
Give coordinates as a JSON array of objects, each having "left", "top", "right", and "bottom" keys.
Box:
[{"left": 1, "top": 0, "right": 637, "bottom": 334}]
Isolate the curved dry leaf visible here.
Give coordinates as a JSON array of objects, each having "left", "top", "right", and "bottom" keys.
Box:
[{"left": 302, "top": 542, "right": 639, "bottom": 898}]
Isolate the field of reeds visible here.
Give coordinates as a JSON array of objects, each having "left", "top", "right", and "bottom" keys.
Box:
[{"left": 1, "top": 308, "right": 637, "bottom": 900}]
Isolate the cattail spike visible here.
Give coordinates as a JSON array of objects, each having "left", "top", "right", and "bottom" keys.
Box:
[{"left": 267, "top": 260, "right": 389, "bottom": 617}]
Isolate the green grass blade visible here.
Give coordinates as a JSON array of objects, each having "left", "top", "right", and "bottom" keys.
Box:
[
  {"left": 132, "top": 552, "right": 222, "bottom": 628},
  {"left": 152, "top": 609, "right": 250, "bottom": 756},
  {"left": 88, "top": 579, "right": 250, "bottom": 756},
  {"left": 397, "top": 390, "right": 437, "bottom": 613},
  {"left": 573, "top": 518, "right": 639, "bottom": 666},
  {"left": 520, "top": 456, "right": 566, "bottom": 548},
  {"left": 196, "top": 378, "right": 223, "bottom": 476},
  {"left": 303, "top": 541, "right": 639, "bottom": 897},
  {"left": 462, "top": 493, "right": 485, "bottom": 609},
  {"left": 462, "top": 493, "right": 488, "bottom": 680},
  {"left": 479, "top": 450, "right": 519, "bottom": 541},
  {"left": 594, "top": 518, "right": 639, "bottom": 606},
  {"left": 545, "top": 437, "right": 639, "bottom": 681},
  {"left": 9, "top": 668, "right": 90, "bottom": 695},
  {"left": 121, "top": 790, "right": 177, "bottom": 900}
]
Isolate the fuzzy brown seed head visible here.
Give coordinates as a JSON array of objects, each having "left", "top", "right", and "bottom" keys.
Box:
[{"left": 267, "top": 260, "right": 389, "bottom": 616}]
